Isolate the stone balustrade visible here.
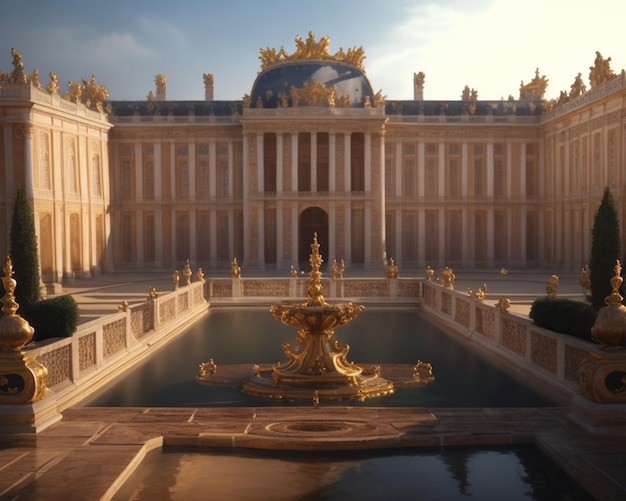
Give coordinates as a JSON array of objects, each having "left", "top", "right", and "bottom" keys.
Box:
[
  {"left": 420, "top": 279, "right": 600, "bottom": 401},
  {"left": 1, "top": 280, "right": 208, "bottom": 432}
]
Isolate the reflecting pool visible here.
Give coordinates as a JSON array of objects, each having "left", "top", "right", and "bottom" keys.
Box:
[
  {"left": 112, "top": 446, "right": 592, "bottom": 500},
  {"left": 82, "top": 308, "right": 559, "bottom": 408}
]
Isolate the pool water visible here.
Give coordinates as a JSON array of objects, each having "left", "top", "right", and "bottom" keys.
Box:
[
  {"left": 112, "top": 446, "right": 592, "bottom": 500},
  {"left": 82, "top": 308, "right": 559, "bottom": 408}
]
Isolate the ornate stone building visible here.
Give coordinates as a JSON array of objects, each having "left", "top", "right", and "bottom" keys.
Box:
[{"left": 1, "top": 36, "right": 625, "bottom": 287}]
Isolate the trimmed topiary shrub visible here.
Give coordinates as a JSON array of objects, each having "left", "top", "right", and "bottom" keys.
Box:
[
  {"left": 589, "top": 187, "right": 622, "bottom": 309},
  {"left": 24, "top": 295, "right": 79, "bottom": 342},
  {"left": 9, "top": 188, "right": 42, "bottom": 311},
  {"left": 529, "top": 297, "right": 597, "bottom": 342}
]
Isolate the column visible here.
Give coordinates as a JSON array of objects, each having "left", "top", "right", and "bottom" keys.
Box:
[
  {"left": 461, "top": 143, "right": 469, "bottom": 265},
  {"left": 256, "top": 133, "right": 265, "bottom": 265},
  {"left": 506, "top": 143, "right": 513, "bottom": 264},
  {"left": 291, "top": 133, "right": 298, "bottom": 192},
  {"left": 344, "top": 205, "right": 352, "bottom": 266},
  {"left": 310, "top": 132, "right": 317, "bottom": 192},
  {"left": 329, "top": 132, "right": 336, "bottom": 192},
  {"left": 461, "top": 143, "right": 468, "bottom": 197},
  {"left": 256, "top": 133, "right": 264, "bottom": 192},
  {"left": 277, "top": 200, "right": 284, "bottom": 266},
  {"left": 418, "top": 211, "right": 426, "bottom": 266},
  {"left": 328, "top": 202, "right": 336, "bottom": 265},
  {"left": 134, "top": 143, "right": 143, "bottom": 200},
  {"left": 438, "top": 142, "right": 445, "bottom": 198},
  {"left": 486, "top": 142, "right": 494, "bottom": 198},
  {"left": 189, "top": 138, "right": 196, "bottom": 199},
  {"left": 136, "top": 209, "right": 144, "bottom": 267},
  {"left": 396, "top": 142, "right": 403, "bottom": 197},
  {"left": 344, "top": 133, "right": 351, "bottom": 192},
  {"left": 276, "top": 133, "right": 284, "bottom": 193},
  {"left": 291, "top": 206, "right": 298, "bottom": 265},
  {"left": 170, "top": 141, "right": 176, "bottom": 262},
  {"left": 154, "top": 142, "right": 163, "bottom": 266},
  {"left": 520, "top": 143, "right": 527, "bottom": 196},
  {"left": 364, "top": 132, "right": 372, "bottom": 192},
  {"left": 134, "top": 143, "right": 143, "bottom": 266},
  {"left": 242, "top": 134, "right": 250, "bottom": 263}
]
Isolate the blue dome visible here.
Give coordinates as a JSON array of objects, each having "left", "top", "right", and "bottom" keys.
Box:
[{"left": 250, "top": 61, "right": 375, "bottom": 108}]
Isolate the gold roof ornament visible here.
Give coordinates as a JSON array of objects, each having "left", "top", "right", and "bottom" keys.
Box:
[
  {"left": 259, "top": 31, "right": 366, "bottom": 70},
  {"left": 0, "top": 256, "right": 35, "bottom": 351}
]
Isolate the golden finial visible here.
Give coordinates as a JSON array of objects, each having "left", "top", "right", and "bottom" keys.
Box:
[
  {"left": 605, "top": 260, "right": 624, "bottom": 307},
  {"left": 0, "top": 256, "right": 35, "bottom": 351},
  {"left": 306, "top": 233, "right": 326, "bottom": 307}
]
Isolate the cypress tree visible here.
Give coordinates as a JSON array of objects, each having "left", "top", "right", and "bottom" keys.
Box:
[
  {"left": 589, "top": 187, "right": 622, "bottom": 309},
  {"left": 8, "top": 188, "right": 41, "bottom": 310}
]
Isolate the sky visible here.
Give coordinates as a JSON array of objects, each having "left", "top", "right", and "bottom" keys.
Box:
[{"left": 0, "top": 0, "right": 625, "bottom": 102}]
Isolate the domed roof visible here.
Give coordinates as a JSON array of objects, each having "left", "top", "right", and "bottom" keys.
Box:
[
  {"left": 249, "top": 32, "right": 375, "bottom": 109},
  {"left": 251, "top": 61, "right": 375, "bottom": 108}
]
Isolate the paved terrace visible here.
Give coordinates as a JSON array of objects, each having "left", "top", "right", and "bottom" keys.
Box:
[{"left": 1, "top": 269, "right": 625, "bottom": 500}]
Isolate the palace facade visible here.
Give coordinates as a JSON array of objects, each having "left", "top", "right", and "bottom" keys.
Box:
[{"left": 1, "top": 36, "right": 625, "bottom": 288}]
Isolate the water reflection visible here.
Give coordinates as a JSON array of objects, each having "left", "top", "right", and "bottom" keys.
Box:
[
  {"left": 112, "top": 446, "right": 592, "bottom": 501},
  {"left": 82, "top": 308, "right": 559, "bottom": 408}
]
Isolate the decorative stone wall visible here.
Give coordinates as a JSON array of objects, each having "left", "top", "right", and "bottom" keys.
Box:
[
  {"left": 103, "top": 318, "right": 127, "bottom": 359},
  {"left": 159, "top": 297, "right": 176, "bottom": 324},
  {"left": 454, "top": 298, "right": 470, "bottom": 327},
  {"left": 243, "top": 280, "right": 290, "bottom": 297},
  {"left": 441, "top": 291, "right": 452, "bottom": 316},
  {"left": 177, "top": 291, "right": 189, "bottom": 312},
  {"left": 564, "top": 344, "right": 592, "bottom": 384},
  {"left": 501, "top": 317, "right": 527, "bottom": 357},
  {"left": 78, "top": 332, "right": 97, "bottom": 372},
  {"left": 531, "top": 330, "right": 557, "bottom": 375},
  {"left": 38, "top": 345, "right": 71, "bottom": 387}
]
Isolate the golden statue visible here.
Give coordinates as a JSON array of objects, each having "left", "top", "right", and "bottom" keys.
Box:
[
  {"left": 373, "top": 90, "right": 386, "bottom": 108},
  {"left": 589, "top": 51, "right": 616, "bottom": 89},
  {"left": 172, "top": 270, "right": 180, "bottom": 289},
  {"left": 386, "top": 258, "right": 399, "bottom": 278},
  {"left": 231, "top": 258, "right": 241, "bottom": 278},
  {"left": 331, "top": 259, "right": 345, "bottom": 279},
  {"left": 441, "top": 266, "right": 455, "bottom": 289},
  {"left": 148, "top": 287, "right": 158, "bottom": 300},
  {"left": 413, "top": 71, "right": 425, "bottom": 87},
  {"left": 30, "top": 69, "right": 41, "bottom": 89},
  {"left": 519, "top": 68, "right": 548, "bottom": 100},
  {"left": 203, "top": 73, "right": 214, "bottom": 87},
  {"left": 546, "top": 275, "right": 559, "bottom": 297},
  {"left": 497, "top": 298, "right": 511, "bottom": 311},
  {"left": 425, "top": 265, "right": 434, "bottom": 281},
  {"left": 47, "top": 72, "right": 59, "bottom": 95},
  {"left": 155, "top": 73, "right": 166, "bottom": 90},
  {"left": 182, "top": 259, "right": 192, "bottom": 285},
  {"left": 259, "top": 32, "right": 366, "bottom": 70},
  {"left": 461, "top": 85, "right": 478, "bottom": 102},
  {"left": 579, "top": 265, "right": 591, "bottom": 292},
  {"left": 9, "top": 48, "right": 27, "bottom": 84},
  {"left": 569, "top": 73, "right": 587, "bottom": 99},
  {"left": 290, "top": 265, "right": 298, "bottom": 277},
  {"left": 290, "top": 79, "right": 336, "bottom": 107},
  {"left": 196, "top": 267, "right": 205, "bottom": 281},
  {"left": 146, "top": 90, "right": 155, "bottom": 101}
]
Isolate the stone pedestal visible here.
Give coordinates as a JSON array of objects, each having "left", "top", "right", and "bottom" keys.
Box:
[{"left": 0, "top": 351, "right": 49, "bottom": 405}]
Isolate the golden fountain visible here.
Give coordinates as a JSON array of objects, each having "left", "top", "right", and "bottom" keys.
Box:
[
  {"left": 197, "top": 234, "right": 434, "bottom": 402},
  {"left": 241, "top": 233, "right": 395, "bottom": 401}
]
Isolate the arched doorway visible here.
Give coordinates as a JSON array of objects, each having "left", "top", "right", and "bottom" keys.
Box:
[{"left": 299, "top": 207, "right": 328, "bottom": 268}]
